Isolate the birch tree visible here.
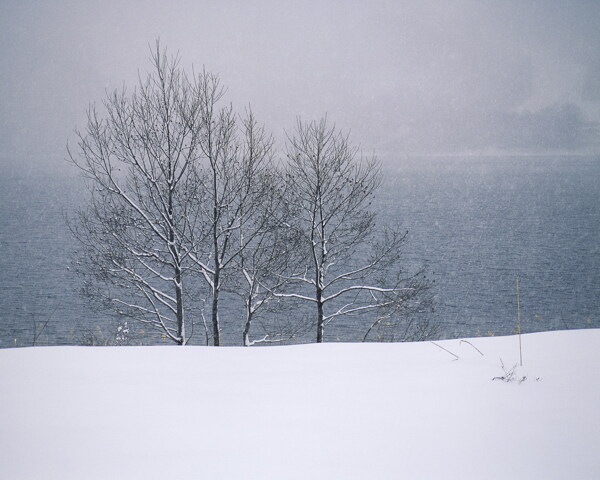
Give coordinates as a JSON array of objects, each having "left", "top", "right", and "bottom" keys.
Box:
[
  {"left": 70, "top": 42, "right": 289, "bottom": 346},
  {"left": 282, "top": 117, "right": 432, "bottom": 342},
  {"left": 225, "top": 165, "right": 308, "bottom": 346},
  {"left": 69, "top": 43, "right": 207, "bottom": 345},
  {"left": 187, "top": 96, "right": 277, "bottom": 345}
]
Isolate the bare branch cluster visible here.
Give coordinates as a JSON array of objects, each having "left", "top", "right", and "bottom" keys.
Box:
[
  {"left": 281, "top": 118, "right": 434, "bottom": 343},
  {"left": 68, "top": 42, "right": 434, "bottom": 346}
]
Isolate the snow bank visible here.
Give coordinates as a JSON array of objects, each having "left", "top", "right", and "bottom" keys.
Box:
[{"left": 1, "top": 329, "right": 598, "bottom": 480}]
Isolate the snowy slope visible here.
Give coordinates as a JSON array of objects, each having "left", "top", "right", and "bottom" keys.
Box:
[{"left": 1, "top": 329, "right": 598, "bottom": 480}]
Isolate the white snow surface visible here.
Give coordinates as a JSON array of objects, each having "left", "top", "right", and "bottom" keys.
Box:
[{"left": 1, "top": 329, "right": 598, "bottom": 480}]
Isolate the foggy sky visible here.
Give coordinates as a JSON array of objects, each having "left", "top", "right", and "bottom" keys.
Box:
[{"left": 1, "top": 0, "right": 599, "bottom": 166}]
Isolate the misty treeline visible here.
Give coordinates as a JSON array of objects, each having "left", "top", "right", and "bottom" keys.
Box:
[{"left": 68, "top": 42, "right": 434, "bottom": 346}]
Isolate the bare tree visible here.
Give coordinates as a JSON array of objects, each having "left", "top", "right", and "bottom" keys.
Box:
[
  {"left": 224, "top": 163, "right": 309, "bottom": 346},
  {"left": 69, "top": 42, "right": 207, "bottom": 345},
  {"left": 280, "top": 117, "right": 432, "bottom": 343},
  {"left": 185, "top": 97, "right": 277, "bottom": 345},
  {"left": 69, "top": 42, "right": 294, "bottom": 347},
  {"left": 68, "top": 42, "right": 431, "bottom": 346}
]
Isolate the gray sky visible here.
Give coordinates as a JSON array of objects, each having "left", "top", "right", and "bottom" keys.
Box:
[{"left": 1, "top": 0, "right": 599, "bottom": 166}]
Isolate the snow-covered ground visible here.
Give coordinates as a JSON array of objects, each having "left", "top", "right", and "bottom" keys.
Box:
[{"left": 1, "top": 329, "right": 598, "bottom": 480}]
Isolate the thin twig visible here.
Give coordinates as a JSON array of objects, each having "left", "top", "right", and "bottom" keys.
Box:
[
  {"left": 431, "top": 341, "right": 459, "bottom": 360},
  {"left": 516, "top": 276, "right": 523, "bottom": 367},
  {"left": 460, "top": 339, "right": 484, "bottom": 356},
  {"left": 33, "top": 306, "right": 58, "bottom": 346}
]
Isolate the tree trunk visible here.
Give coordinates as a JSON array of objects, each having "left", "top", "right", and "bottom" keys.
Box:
[
  {"left": 211, "top": 167, "right": 221, "bottom": 346},
  {"left": 175, "top": 265, "right": 185, "bottom": 345},
  {"left": 212, "top": 270, "right": 221, "bottom": 346},
  {"left": 316, "top": 286, "right": 325, "bottom": 343},
  {"left": 242, "top": 299, "right": 252, "bottom": 347}
]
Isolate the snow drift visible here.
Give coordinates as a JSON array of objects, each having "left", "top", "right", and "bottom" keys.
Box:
[{"left": 1, "top": 329, "right": 598, "bottom": 479}]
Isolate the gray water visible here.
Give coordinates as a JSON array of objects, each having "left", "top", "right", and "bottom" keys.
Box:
[
  {"left": 382, "top": 155, "right": 599, "bottom": 339},
  {"left": 1, "top": 155, "right": 598, "bottom": 347}
]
